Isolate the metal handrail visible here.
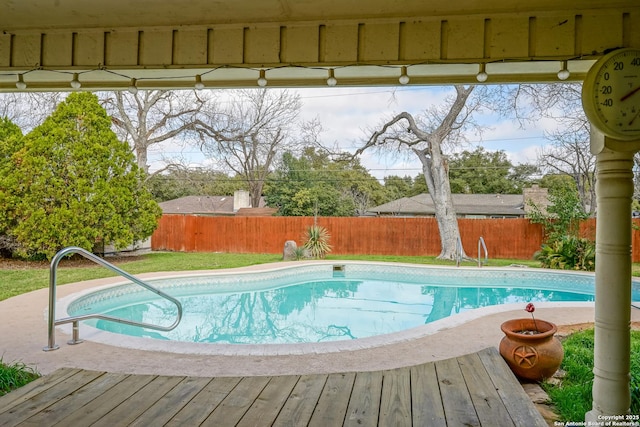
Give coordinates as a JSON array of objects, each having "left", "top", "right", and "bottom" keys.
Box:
[
  {"left": 455, "top": 237, "right": 463, "bottom": 267},
  {"left": 44, "top": 246, "right": 183, "bottom": 351},
  {"left": 478, "top": 236, "right": 488, "bottom": 267}
]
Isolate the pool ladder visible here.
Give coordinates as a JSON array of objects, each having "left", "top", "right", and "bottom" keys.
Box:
[
  {"left": 43, "top": 246, "right": 183, "bottom": 351},
  {"left": 456, "top": 236, "right": 489, "bottom": 267}
]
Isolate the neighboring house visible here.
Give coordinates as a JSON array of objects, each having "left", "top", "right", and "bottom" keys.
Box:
[
  {"left": 367, "top": 185, "right": 548, "bottom": 219},
  {"left": 159, "top": 190, "right": 277, "bottom": 216}
]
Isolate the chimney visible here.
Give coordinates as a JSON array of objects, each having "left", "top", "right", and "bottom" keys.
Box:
[
  {"left": 523, "top": 185, "right": 549, "bottom": 216},
  {"left": 233, "top": 190, "right": 251, "bottom": 212}
]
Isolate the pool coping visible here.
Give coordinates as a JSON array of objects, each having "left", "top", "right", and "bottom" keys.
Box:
[
  {"left": 54, "top": 260, "right": 601, "bottom": 356},
  {"left": 3, "top": 260, "right": 640, "bottom": 377}
]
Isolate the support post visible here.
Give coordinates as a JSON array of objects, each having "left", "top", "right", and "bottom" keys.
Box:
[{"left": 586, "top": 133, "right": 640, "bottom": 420}]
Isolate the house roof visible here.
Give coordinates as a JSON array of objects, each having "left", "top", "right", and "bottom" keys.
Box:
[
  {"left": 368, "top": 193, "right": 525, "bottom": 216},
  {"left": 159, "top": 195, "right": 267, "bottom": 215},
  {"left": 159, "top": 196, "right": 235, "bottom": 215}
]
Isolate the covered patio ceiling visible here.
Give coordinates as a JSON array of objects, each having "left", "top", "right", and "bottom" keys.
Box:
[{"left": 1, "top": 0, "right": 638, "bottom": 91}]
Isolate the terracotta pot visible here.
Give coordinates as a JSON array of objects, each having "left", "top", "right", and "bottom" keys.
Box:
[{"left": 499, "top": 318, "right": 564, "bottom": 381}]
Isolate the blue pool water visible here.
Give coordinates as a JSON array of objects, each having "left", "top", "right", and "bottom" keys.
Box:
[{"left": 66, "top": 263, "right": 640, "bottom": 345}]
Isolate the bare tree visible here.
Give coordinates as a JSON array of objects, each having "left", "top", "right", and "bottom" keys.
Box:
[
  {"left": 356, "top": 85, "right": 482, "bottom": 260},
  {"left": 538, "top": 128, "right": 596, "bottom": 215},
  {"left": 501, "top": 83, "right": 597, "bottom": 213},
  {"left": 0, "top": 92, "right": 64, "bottom": 131},
  {"left": 195, "top": 89, "right": 315, "bottom": 208},
  {"left": 101, "top": 90, "right": 205, "bottom": 174}
]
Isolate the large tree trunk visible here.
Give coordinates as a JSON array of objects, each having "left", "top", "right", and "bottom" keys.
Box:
[
  {"left": 415, "top": 144, "right": 464, "bottom": 260},
  {"left": 135, "top": 143, "right": 149, "bottom": 174},
  {"left": 357, "top": 85, "right": 476, "bottom": 261}
]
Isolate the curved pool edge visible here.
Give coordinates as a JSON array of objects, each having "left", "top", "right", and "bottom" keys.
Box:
[
  {"left": 59, "top": 301, "right": 597, "bottom": 356},
  {"left": 52, "top": 260, "right": 606, "bottom": 357},
  {"left": 1, "top": 263, "right": 639, "bottom": 377}
]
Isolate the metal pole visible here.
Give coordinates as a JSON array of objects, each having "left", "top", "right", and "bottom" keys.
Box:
[{"left": 43, "top": 247, "right": 70, "bottom": 351}]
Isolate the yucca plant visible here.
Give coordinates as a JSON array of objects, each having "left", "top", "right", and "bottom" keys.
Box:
[{"left": 303, "top": 225, "right": 332, "bottom": 259}]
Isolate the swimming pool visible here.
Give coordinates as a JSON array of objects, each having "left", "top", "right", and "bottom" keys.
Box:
[{"left": 64, "top": 262, "right": 640, "bottom": 347}]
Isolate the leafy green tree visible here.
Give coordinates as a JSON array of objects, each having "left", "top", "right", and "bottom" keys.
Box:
[
  {"left": 411, "top": 173, "right": 429, "bottom": 195},
  {"left": 382, "top": 174, "right": 429, "bottom": 200},
  {"left": 147, "top": 168, "right": 248, "bottom": 202},
  {"left": 0, "top": 118, "right": 24, "bottom": 255},
  {"left": 383, "top": 175, "right": 415, "bottom": 200},
  {"left": 448, "top": 146, "right": 535, "bottom": 194},
  {"left": 265, "top": 148, "right": 381, "bottom": 216},
  {"left": 0, "top": 93, "right": 161, "bottom": 259},
  {"left": 0, "top": 117, "right": 23, "bottom": 182},
  {"left": 328, "top": 153, "right": 386, "bottom": 215},
  {"left": 509, "top": 163, "right": 541, "bottom": 191},
  {"left": 265, "top": 150, "right": 313, "bottom": 215},
  {"left": 529, "top": 184, "right": 588, "bottom": 242},
  {"left": 539, "top": 174, "right": 578, "bottom": 196},
  {"left": 289, "top": 183, "right": 355, "bottom": 216}
]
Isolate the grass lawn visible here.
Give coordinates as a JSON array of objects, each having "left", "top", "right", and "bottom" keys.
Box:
[
  {"left": 543, "top": 329, "right": 640, "bottom": 421},
  {"left": 0, "top": 252, "right": 282, "bottom": 302},
  {"left": 0, "top": 251, "right": 541, "bottom": 302}
]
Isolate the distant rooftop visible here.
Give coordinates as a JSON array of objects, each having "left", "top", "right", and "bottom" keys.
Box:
[
  {"left": 367, "top": 191, "right": 546, "bottom": 218},
  {"left": 159, "top": 193, "right": 271, "bottom": 216}
]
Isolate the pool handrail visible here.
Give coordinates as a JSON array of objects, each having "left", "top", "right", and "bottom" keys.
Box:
[
  {"left": 478, "top": 236, "right": 488, "bottom": 267},
  {"left": 44, "top": 246, "right": 183, "bottom": 351}
]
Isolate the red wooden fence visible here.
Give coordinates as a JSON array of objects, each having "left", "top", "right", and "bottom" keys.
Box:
[
  {"left": 152, "top": 215, "right": 550, "bottom": 259},
  {"left": 152, "top": 215, "right": 640, "bottom": 261}
]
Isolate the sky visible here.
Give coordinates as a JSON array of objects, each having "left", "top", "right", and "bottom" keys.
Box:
[{"left": 147, "top": 85, "right": 559, "bottom": 181}]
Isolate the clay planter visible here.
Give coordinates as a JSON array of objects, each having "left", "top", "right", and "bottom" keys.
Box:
[{"left": 499, "top": 318, "right": 564, "bottom": 381}]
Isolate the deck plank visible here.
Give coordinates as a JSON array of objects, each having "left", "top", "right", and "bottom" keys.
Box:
[
  {"left": 165, "top": 376, "right": 242, "bottom": 427},
  {"left": 410, "top": 362, "right": 447, "bottom": 427},
  {"left": 435, "top": 356, "right": 481, "bottom": 427},
  {"left": 129, "top": 376, "right": 213, "bottom": 426},
  {"left": 308, "top": 372, "right": 356, "bottom": 427},
  {"left": 344, "top": 370, "right": 383, "bottom": 427},
  {"left": 51, "top": 374, "right": 157, "bottom": 427},
  {"left": 0, "top": 349, "right": 547, "bottom": 427},
  {"left": 272, "top": 374, "right": 328, "bottom": 427},
  {"left": 477, "top": 347, "right": 548, "bottom": 427},
  {"left": 237, "top": 375, "right": 300, "bottom": 427},
  {"left": 0, "top": 368, "right": 80, "bottom": 414},
  {"left": 18, "top": 372, "right": 128, "bottom": 427},
  {"left": 91, "top": 375, "right": 183, "bottom": 427},
  {"left": 0, "top": 370, "right": 104, "bottom": 427},
  {"left": 200, "top": 375, "right": 271, "bottom": 426},
  {"left": 457, "top": 352, "right": 515, "bottom": 426},
  {"left": 379, "top": 367, "right": 412, "bottom": 426}
]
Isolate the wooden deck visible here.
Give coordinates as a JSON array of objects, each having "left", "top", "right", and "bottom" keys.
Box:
[{"left": 0, "top": 347, "right": 546, "bottom": 426}]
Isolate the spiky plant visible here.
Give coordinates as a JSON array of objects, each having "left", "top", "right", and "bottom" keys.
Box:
[{"left": 303, "top": 225, "right": 332, "bottom": 259}]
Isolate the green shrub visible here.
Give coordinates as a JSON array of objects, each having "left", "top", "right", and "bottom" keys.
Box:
[
  {"left": 293, "top": 246, "right": 307, "bottom": 260},
  {"left": 534, "top": 235, "right": 595, "bottom": 271}
]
